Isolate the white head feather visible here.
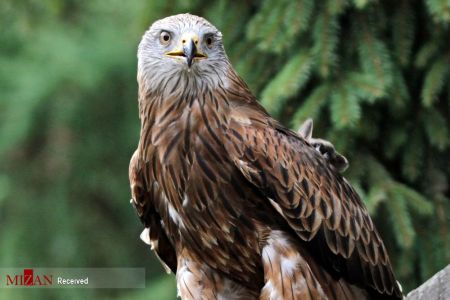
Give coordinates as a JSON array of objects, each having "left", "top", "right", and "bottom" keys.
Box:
[{"left": 137, "top": 13, "right": 230, "bottom": 97}]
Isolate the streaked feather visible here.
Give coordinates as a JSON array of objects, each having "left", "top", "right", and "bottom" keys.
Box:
[{"left": 130, "top": 13, "right": 402, "bottom": 300}]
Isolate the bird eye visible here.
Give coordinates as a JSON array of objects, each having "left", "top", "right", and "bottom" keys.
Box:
[
  {"left": 205, "top": 36, "right": 213, "bottom": 48},
  {"left": 159, "top": 31, "right": 171, "bottom": 45}
]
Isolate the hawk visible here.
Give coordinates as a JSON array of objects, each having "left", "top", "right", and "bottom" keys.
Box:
[{"left": 129, "top": 14, "right": 402, "bottom": 300}]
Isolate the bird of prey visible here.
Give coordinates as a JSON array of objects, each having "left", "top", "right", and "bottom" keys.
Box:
[{"left": 129, "top": 14, "right": 402, "bottom": 300}]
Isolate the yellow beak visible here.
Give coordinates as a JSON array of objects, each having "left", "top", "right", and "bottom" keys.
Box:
[{"left": 165, "top": 33, "right": 207, "bottom": 67}]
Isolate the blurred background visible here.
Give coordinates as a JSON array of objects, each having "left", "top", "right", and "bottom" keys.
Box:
[{"left": 0, "top": 0, "right": 449, "bottom": 299}]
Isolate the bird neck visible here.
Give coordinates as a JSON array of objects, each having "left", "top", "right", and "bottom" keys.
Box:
[{"left": 137, "top": 66, "right": 264, "bottom": 134}]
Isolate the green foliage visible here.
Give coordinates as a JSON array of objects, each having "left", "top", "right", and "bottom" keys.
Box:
[
  {"left": 401, "top": 130, "right": 425, "bottom": 182},
  {"left": 426, "top": 0, "right": 450, "bottom": 23},
  {"left": 247, "top": 0, "right": 314, "bottom": 54},
  {"left": 0, "top": 1, "right": 173, "bottom": 299},
  {"left": 312, "top": 9, "right": 339, "bottom": 78},
  {"left": 347, "top": 72, "right": 385, "bottom": 102},
  {"left": 356, "top": 24, "right": 394, "bottom": 96},
  {"left": 261, "top": 50, "right": 313, "bottom": 115},
  {"left": 421, "top": 56, "right": 449, "bottom": 107},
  {"left": 291, "top": 84, "right": 330, "bottom": 128},
  {"left": 226, "top": 0, "right": 450, "bottom": 293},
  {"left": 0, "top": 0, "right": 449, "bottom": 299},
  {"left": 330, "top": 81, "right": 361, "bottom": 128},
  {"left": 388, "top": 188, "right": 415, "bottom": 249},
  {"left": 423, "top": 108, "right": 450, "bottom": 150},
  {"left": 392, "top": 1, "right": 415, "bottom": 67}
]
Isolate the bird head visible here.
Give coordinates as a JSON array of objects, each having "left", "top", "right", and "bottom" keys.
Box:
[{"left": 138, "top": 14, "right": 229, "bottom": 94}]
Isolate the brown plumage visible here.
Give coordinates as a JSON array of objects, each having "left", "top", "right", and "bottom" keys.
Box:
[{"left": 129, "top": 14, "right": 403, "bottom": 299}]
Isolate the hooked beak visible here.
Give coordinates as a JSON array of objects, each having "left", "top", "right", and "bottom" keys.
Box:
[
  {"left": 165, "top": 34, "right": 207, "bottom": 68},
  {"left": 183, "top": 39, "right": 196, "bottom": 68}
]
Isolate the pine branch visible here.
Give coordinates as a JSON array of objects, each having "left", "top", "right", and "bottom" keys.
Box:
[
  {"left": 387, "top": 188, "right": 415, "bottom": 249},
  {"left": 414, "top": 42, "right": 439, "bottom": 68},
  {"left": 391, "top": 183, "right": 434, "bottom": 216},
  {"left": 384, "top": 127, "right": 408, "bottom": 159},
  {"left": 401, "top": 131, "right": 424, "bottom": 182},
  {"left": 330, "top": 81, "right": 361, "bottom": 128},
  {"left": 389, "top": 67, "right": 410, "bottom": 110},
  {"left": 290, "top": 84, "right": 330, "bottom": 128},
  {"left": 285, "top": 0, "right": 314, "bottom": 36},
  {"left": 423, "top": 108, "right": 450, "bottom": 150},
  {"left": 357, "top": 19, "right": 393, "bottom": 94},
  {"left": 426, "top": 0, "right": 450, "bottom": 24},
  {"left": 312, "top": 10, "right": 339, "bottom": 78},
  {"left": 364, "top": 185, "right": 387, "bottom": 214},
  {"left": 347, "top": 71, "right": 385, "bottom": 102},
  {"left": 392, "top": 0, "right": 415, "bottom": 66},
  {"left": 421, "top": 56, "right": 449, "bottom": 107},
  {"left": 261, "top": 50, "right": 313, "bottom": 115}
]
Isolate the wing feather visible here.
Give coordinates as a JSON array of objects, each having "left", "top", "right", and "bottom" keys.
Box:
[
  {"left": 223, "top": 111, "right": 401, "bottom": 298},
  {"left": 129, "top": 150, "right": 177, "bottom": 273}
]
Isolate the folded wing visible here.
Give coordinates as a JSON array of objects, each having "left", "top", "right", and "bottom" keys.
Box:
[{"left": 223, "top": 115, "right": 401, "bottom": 299}]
